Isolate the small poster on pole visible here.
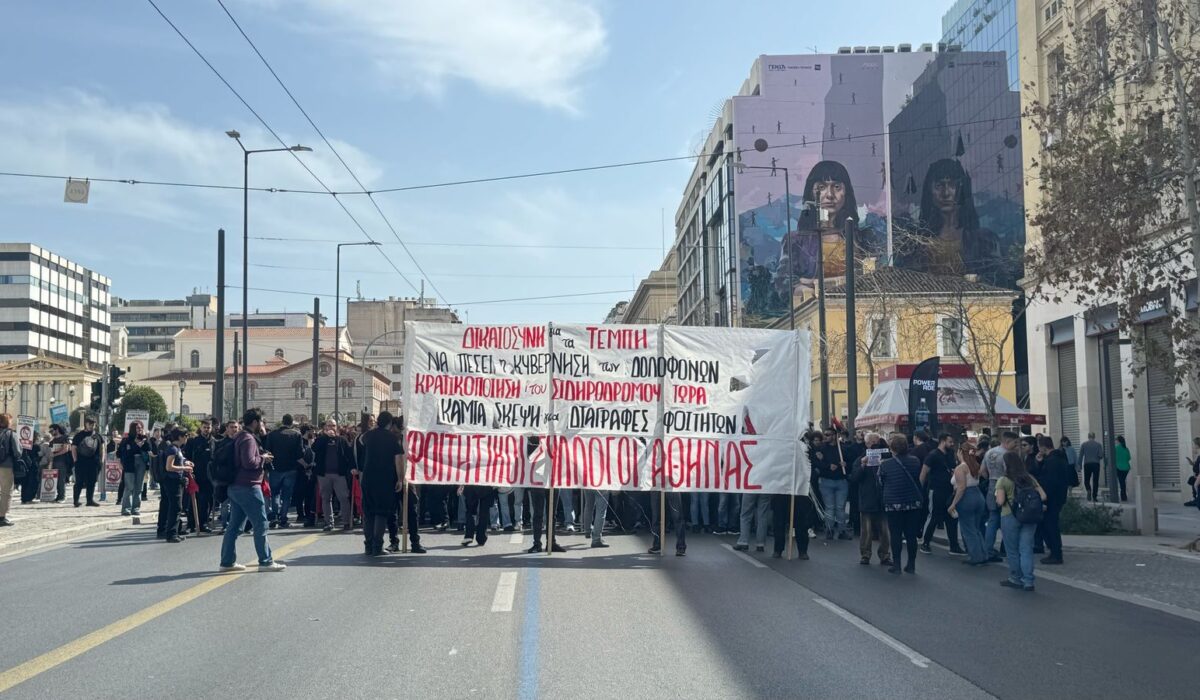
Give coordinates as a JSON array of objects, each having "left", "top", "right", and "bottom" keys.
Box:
[
  {"left": 104, "top": 455, "right": 122, "bottom": 493},
  {"left": 40, "top": 469, "right": 58, "bottom": 501},
  {"left": 124, "top": 410, "right": 150, "bottom": 436},
  {"left": 64, "top": 178, "right": 90, "bottom": 204},
  {"left": 17, "top": 415, "right": 35, "bottom": 450}
]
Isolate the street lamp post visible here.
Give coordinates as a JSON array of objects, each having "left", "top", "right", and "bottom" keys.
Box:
[
  {"left": 361, "top": 329, "right": 405, "bottom": 415},
  {"left": 334, "top": 241, "right": 381, "bottom": 420},
  {"left": 226, "top": 130, "right": 312, "bottom": 415},
  {"left": 68, "top": 386, "right": 76, "bottom": 408},
  {"left": 178, "top": 380, "right": 187, "bottom": 418},
  {"left": 3, "top": 386, "right": 12, "bottom": 414}
]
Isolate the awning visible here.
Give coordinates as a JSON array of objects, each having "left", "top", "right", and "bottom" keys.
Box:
[{"left": 856, "top": 376, "right": 1045, "bottom": 429}]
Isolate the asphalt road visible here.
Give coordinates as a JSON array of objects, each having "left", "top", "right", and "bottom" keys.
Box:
[{"left": 0, "top": 521, "right": 1195, "bottom": 699}]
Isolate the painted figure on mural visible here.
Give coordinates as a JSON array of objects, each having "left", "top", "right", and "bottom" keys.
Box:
[
  {"left": 778, "top": 160, "right": 857, "bottom": 287},
  {"left": 895, "top": 158, "right": 1000, "bottom": 281}
]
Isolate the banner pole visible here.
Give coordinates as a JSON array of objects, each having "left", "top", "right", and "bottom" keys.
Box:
[
  {"left": 190, "top": 491, "right": 200, "bottom": 533},
  {"left": 787, "top": 494, "right": 796, "bottom": 560},
  {"left": 658, "top": 491, "right": 666, "bottom": 556},
  {"left": 547, "top": 487, "right": 555, "bottom": 556},
  {"left": 401, "top": 485, "right": 409, "bottom": 553}
]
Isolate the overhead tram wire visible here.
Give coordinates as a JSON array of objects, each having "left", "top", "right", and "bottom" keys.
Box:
[
  {"left": 226, "top": 284, "right": 634, "bottom": 306},
  {"left": 0, "top": 91, "right": 1181, "bottom": 200},
  {"left": 144, "top": 0, "right": 421, "bottom": 298},
  {"left": 214, "top": 0, "right": 446, "bottom": 305},
  {"left": 247, "top": 235, "right": 664, "bottom": 250}
]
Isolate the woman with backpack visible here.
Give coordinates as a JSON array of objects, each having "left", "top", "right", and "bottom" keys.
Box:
[
  {"left": 948, "top": 444, "right": 987, "bottom": 566},
  {"left": 0, "top": 413, "right": 22, "bottom": 526},
  {"left": 995, "top": 451, "right": 1046, "bottom": 592},
  {"left": 878, "top": 434, "right": 926, "bottom": 575}
]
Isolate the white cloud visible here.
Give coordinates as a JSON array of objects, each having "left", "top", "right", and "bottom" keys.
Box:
[{"left": 284, "top": 0, "right": 607, "bottom": 112}]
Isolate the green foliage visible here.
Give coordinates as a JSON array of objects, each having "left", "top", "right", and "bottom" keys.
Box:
[
  {"left": 175, "top": 415, "right": 201, "bottom": 434},
  {"left": 113, "top": 386, "right": 168, "bottom": 432},
  {"left": 1060, "top": 497, "right": 1122, "bottom": 535}
]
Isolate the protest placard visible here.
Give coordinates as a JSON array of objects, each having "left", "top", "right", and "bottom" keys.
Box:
[
  {"left": 40, "top": 469, "right": 58, "bottom": 501},
  {"left": 17, "top": 415, "right": 35, "bottom": 450},
  {"left": 49, "top": 403, "right": 68, "bottom": 428},
  {"left": 124, "top": 410, "right": 150, "bottom": 436}
]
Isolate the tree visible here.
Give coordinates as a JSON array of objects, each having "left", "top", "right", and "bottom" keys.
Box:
[
  {"left": 113, "top": 386, "right": 168, "bottom": 434},
  {"left": 1024, "top": 0, "right": 1200, "bottom": 409}
]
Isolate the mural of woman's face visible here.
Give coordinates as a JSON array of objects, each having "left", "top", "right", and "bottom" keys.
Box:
[
  {"left": 933, "top": 177, "right": 960, "bottom": 214},
  {"left": 812, "top": 179, "right": 845, "bottom": 220}
]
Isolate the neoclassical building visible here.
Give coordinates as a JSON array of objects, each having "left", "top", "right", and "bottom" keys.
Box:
[{"left": 0, "top": 354, "right": 100, "bottom": 425}]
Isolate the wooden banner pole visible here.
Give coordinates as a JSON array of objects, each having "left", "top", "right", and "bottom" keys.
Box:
[
  {"left": 658, "top": 491, "right": 666, "bottom": 556},
  {"left": 787, "top": 494, "right": 796, "bottom": 560},
  {"left": 547, "top": 487, "right": 555, "bottom": 556},
  {"left": 401, "top": 485, "right": 410, "bottom": 553}
]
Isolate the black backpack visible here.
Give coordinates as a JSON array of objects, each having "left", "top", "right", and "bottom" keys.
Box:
[
  {"left": 1011, "top": 482, "right": 1045, "bottom": 524},
  {"left": 151, "top": 449, "right": 169, "bottom": 483},
  {"left": 211, "top": 438, "right": 238, "bottom": 485},
  {"left": 0, "top": 429, "right": 12, "bottom": 465}
]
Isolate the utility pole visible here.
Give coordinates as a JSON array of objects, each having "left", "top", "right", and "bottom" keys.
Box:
[
  {"left": 214, "top": 228, "right": 225, "bottom": 425},
  {"left": 311, "top": 297, "right": 321, "bottom": 424},
  {"left": 816, "top": 219, "right": 830, "bottom": 430},
  {"left": 845, "top": 218, "right": 858, "bottom": 433},
  {"left": 232, "top": 332, "right": 240, "bottom": 417}
]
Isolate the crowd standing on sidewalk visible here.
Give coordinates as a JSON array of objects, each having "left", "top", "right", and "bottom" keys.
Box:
[{"left": 2, "top": 404, "right": 1186, "bottom": 593}]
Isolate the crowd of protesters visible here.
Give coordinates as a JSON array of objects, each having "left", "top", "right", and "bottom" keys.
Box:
[{"left": 2, "top": 408, "right": 1186, "bottom": 591}]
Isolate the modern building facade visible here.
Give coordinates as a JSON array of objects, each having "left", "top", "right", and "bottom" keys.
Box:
[
  {"left": 346, "top": 297, "right": 459, "bottom": 403},
  {"left": 941, "top": 0, "right": 1020, "bottom": 89},
  {"left": 0, "top": 243, "right": 111, "bottom": 368},
  {"left": 1018, "top": 0, "right": 1198, "bottom": 507},
  {"left": 111, "top": 293, "right": 217, "bottom": 354}
]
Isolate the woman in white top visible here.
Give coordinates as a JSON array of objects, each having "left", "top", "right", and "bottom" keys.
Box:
[{"left": 948, "top": 444, "right": 987, "bottom": 565}]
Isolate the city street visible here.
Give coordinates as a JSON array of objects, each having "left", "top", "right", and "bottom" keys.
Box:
[{"left": 2, "top": 523, "right": 1197, "bottom": 699}]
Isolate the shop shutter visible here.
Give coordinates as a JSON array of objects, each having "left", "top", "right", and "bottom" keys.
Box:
[
  {"left": 1145, "top": 323, "right": 1179, "bottom": 490},
  {"left": 1057, "top": 343, "right": 1079, "bottom": 446}
]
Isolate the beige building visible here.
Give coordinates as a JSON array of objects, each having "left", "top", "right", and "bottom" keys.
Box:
[
  {"left": 222, "top": 352, "right": 389, "bottom": 426},
  {"left": 347, "top": 297, "right": 459, "bottom": 402},
  {"left": 0, "top": 355, "right": 100, "bottom": 427},
  {"left": 1018, "top": 0, "right": 1198, "bottom": 513},
  {"left": 622, "top": 250, "right": 678, "bottom": 324}
]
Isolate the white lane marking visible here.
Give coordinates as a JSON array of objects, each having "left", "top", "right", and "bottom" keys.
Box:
[
  {"left": 723, "top": 543, "right": 768, "bottom": 569},
  {"left": 813, "top": 597, "right": 930, "bottom": 668},
  {"left": 509, "top": 532, "right": 524, "bottom": 545},
  {"left": 1036, "top": 570, "right": 1200, "bottom": 624},
  {"left": 491, "top": 571, "right": 519, "bottom": 613}
]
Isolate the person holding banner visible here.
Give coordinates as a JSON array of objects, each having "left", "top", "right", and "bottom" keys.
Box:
[
  {"left": 461, "top": 483, "right": 495, "bottom": 547},
  {"left": 649, "top": 491, "right": 687, "bottom": 556},
  {"left": 849, "top": 434, "right": 892, "bottom": 566},
  {"left": 525, "top": 437, "right": 565, "bottom": 554},
  {"left": 771, "top": 492, "right": 815, "bottom": 560},
  {"left": 0, "top": 413, "right": 21, "bottom": 526}
]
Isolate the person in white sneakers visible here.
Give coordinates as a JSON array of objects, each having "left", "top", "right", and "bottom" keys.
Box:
[{"left": 218, "top": 408, "right": 285, "bottom": 573}]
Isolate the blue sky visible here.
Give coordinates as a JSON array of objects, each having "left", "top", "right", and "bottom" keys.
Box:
[{"left": 1, "top": 0, "right": 947, "bottom": 324}]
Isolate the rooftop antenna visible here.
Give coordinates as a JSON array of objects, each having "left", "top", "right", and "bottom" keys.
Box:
[{"left": 355, "top": 280, "right": 362, "bottom": 300}]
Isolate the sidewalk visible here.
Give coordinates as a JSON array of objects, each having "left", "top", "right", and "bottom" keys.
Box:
[{"left": 0, "top": 493, "right": 160, "bottom": 558}]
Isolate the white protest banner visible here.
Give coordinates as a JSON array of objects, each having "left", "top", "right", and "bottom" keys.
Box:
[
  {"left": 124, "top": 410, "right": 150, "bottom": 436},
  {"left": 404, "top": 322, "right": 810, "bottom": 494},
  {"left": 17, "top": 415, "right": 35, "bottom": 450}
]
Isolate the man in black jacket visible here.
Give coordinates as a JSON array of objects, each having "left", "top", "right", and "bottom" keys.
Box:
[
  {"left": 264, "top": 415, "right": 303, "bottom": 529},
  {"left": 312, "top": 420, "right": 354, "bottom": 531},
  {"left": 850, "top": 433, "right": 892, "bottom": 565},
  {"left": 1033, "top": 435, "right": 1072, "bottom": 565},
  {"left": 184, "top": 420, "right": 214, "bottom": 533}
]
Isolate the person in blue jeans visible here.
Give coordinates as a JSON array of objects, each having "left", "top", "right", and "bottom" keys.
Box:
[
  {"left": 263, "top": 414, "right": 303, "bottom": 528},
  {"left": 813, "top": 431, "right": 850, "bottom": 539},
  {"left": 689, "top": 491, "right": 712, "bottom": 532},
  {"left": 948, "top": 445, "right": 988, "bottom": 565},
  {"left": 219, "top": 408, "right": 285, "bottom": 573},
  {"left": 995, "top": 451, "right": 1045, "bottom": 592},
  {"left": 982, "top": 432, "right": 1018, "bottom": 561}
]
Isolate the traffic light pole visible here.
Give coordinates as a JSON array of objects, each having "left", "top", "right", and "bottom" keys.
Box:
[{"left": 98, "top": 361, "right": 110, "bottom": 501}]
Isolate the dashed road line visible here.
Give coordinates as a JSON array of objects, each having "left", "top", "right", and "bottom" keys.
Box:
[{"left": 491, "top": 571, "right": 519, "bottom": 613}]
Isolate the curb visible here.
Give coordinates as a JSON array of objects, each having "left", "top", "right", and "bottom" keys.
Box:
[
  {"left": 928, "top": 532, "right": 1200, "bottom": 564},
  {"left": 0, "top": 514, "right": 160, "bottom": 559}
]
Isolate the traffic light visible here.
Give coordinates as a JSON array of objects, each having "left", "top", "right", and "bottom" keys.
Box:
[
  {"left": 109, "top": 366, "right": 127, "bottom": 408},
  {"left": 89, "top": 380, "right": 103, "bottom": 412}
]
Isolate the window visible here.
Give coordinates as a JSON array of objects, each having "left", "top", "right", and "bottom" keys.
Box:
[
  {"left": 340, "top": 379, "right": 354, "bottom": 398},
  {"left": 1092, "top": 13, "right": 1109, "bottom": 78},
  {"left": 1142, "top": 0, "right": 1159, "bottom": 60},
  {"left": 190, "top": 349, "right": 200, "bottom": 369},
  {"left": 938, "top": 316, "right": 966, "bottom": 357},
  {"left": 318, "top": 362, "right": 331, "bottom": 377},
  {"left": 391, "top": 364, "right": 404, "bottom": 374},
  {"left": 293, "top": 380, "right": 308, "bottom": 399},
  {"left": 1049, "top": 48, "right": 1067, "bottom": 102},
  {"left": 1043, "top": 0, "right": 1062, "bottom": 22},
  {"left": 869, "top": 317, "right": 895, "bottom": 359},
  {"left": 274, "top": 348, "right": 284, "bottom": 359}
]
